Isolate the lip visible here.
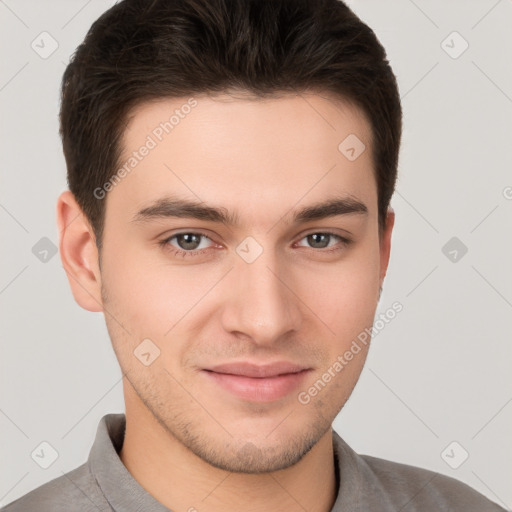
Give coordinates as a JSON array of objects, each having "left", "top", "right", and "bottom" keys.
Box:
[
  {"left": 207, "top": 361, "right": 309, "bottom": 378},
  {"left": 202, "top": 361, "right": 312, "bottom": 402}
]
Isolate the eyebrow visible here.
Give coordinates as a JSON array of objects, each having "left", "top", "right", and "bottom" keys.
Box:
[{"left": 131, "top": 194, "right": 368, "bottom": 226}]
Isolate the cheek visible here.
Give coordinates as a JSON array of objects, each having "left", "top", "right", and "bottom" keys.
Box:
[
  {"left": 296, "top": 245, "right": 380, "bottom": 343},
  {"left": 100, "top": 245, "right": 224, "bottom": 365},
  {"left": 101, "top": 244, "right": 180, "bottom": 318}
]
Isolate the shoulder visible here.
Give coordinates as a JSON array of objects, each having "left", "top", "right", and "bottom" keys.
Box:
[
  {"left": 0, "top": 463, "right": 110, "bottom": 512},
  {"left": 332, "top": 431, "right": 506, "bottom": 511},
  {"left": 359, "top": 453, "right": 507, "bottom": 511}
]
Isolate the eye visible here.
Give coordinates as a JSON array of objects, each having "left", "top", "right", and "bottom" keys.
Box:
[
  {"left": 159, "top": 232, "right": 215, "bottom": 257},
  {"left": 296, "top": 232, "right": 351, "bottom": 251}
]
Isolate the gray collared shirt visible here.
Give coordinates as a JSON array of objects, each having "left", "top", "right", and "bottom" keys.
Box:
[{"left": 1, "top": 413, "right": 506, "bottom": 511}]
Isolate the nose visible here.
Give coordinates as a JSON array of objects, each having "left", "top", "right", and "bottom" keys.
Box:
[{"left": 220, "top": 246, "right": 302, "bottom": 347}]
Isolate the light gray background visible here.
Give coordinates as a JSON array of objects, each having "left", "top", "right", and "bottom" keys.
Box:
[{"left": 1, "top": 0, "right": 511, "bottom": 508}]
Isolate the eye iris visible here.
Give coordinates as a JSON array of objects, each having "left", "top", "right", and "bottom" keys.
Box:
[
  {"left": 308, "top": 233, "right": 330, "bottom": 249},
  {"left": 178, "top": 233, "right": 201, "bottom": 250}
]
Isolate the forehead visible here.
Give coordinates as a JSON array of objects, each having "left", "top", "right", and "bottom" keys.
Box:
[{"left": 107, "top": 91, "right": 376, "bottom": 228}]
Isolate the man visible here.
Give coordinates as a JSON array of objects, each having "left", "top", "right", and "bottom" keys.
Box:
[{"left": 1, "top": 0, "right": 505, "bottom": 510}]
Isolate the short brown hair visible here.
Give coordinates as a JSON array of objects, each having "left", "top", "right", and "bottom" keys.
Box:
[{"left": 59, "top": 0, "right": 402, "bottom": 249}]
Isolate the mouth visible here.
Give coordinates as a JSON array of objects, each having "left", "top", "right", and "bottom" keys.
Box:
[{"left": 201, "top": 362, "right": 312, "bottom": 402}]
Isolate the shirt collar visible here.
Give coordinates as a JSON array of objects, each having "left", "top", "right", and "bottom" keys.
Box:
[
  {"left": 88, "top": 413, "right": 171, "bottom": 512},
  {"left": 330, "top": 430, "right": 363, "bottom": 511}
]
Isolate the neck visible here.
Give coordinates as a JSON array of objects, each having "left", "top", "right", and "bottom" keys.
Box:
[{"left": 119, "top": 394, "right": 337, "bottom": 512}]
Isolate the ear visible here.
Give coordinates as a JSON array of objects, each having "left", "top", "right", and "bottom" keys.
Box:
[
  {"left": 56, "top": 190, "right": 104, "bottom": 312},
  {"left": 379, "top": 207, "right": 395, "bottom": 287}
]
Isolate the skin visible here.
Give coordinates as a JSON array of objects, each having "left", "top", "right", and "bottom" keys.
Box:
[{"left": 57, "top": 91, "right": 394, "bottom": 512}]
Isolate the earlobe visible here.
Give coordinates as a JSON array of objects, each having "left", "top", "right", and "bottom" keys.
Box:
[
  {"left": 56, "top": 190, "right": 104, "bottom": 312},
  {"left": 379, "top": 207, "right": 395, "bottom": 286}
]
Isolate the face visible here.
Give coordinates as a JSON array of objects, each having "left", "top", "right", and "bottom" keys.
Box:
[{"left": 74, "top": 91, "right": 393, "bottom": 473}]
